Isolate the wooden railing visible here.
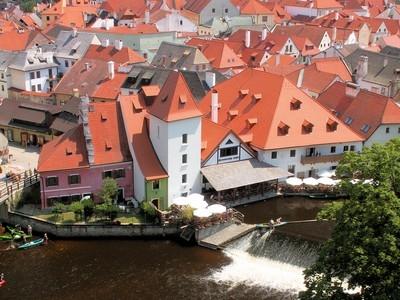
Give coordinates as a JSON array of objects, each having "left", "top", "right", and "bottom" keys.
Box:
[
  {"left": 300, "top": 153, "right": 344, "bottom": 165},
  {"left": 0, "top": 170, "right": 39, "bottom": 203}
]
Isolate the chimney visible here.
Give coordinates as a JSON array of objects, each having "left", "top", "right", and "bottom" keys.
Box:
[
  {"left": 144, "top": 9, "right": 150, "bottom": 24},
  {"left": 356, "top": 55, "right": 368, "bottom": 83},
  {"left": 84, "top": 62, "right": 90, "bottom": 71},
  {"left": 80, "top": 96, "right": 95, "bottom": 165},
  {"left": 245, "top": 30, "right": 251, "bottom": 48},
  {"left": 102, "top": 38, "right": 109, "bottom": 48},
  {"left": 383, "top": 57, "right": 388, "bottom": 68},
  {"left": 73, "top": 88, "right": 79, "bottom": 98},
  {"left": 345, "top": 81, "right": 360, "bottom": 98},
  {"left": 114, "top": 39, "right": 123, "bottom": 51},
  {"left": 72, "top": 27, "right": 77, "bottom": 38},
  {"left": 332, "top": 27, "right": 337, "bottom": 42},
  {"left": 275, "top": 54, "right": 280, "bottom": 66},
  {"left": 334, "top": 12, "right": 339, "bottom": 20},
  {"left": 205, "top": 72, "right": 216, "bottom": 89},
  {"left": 296, "top": 68, "right": 305, "bottom": 88},
  {"left": 211, "top": 90, "right": 219, "bottom": 123},
  {"left": 261, "top": 28, "right": 268, "bottom": 41},
  {"left": 107, "top": 61, "right": 115, "bottom": 80}
]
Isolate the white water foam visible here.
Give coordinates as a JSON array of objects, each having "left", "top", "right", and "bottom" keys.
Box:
[{"left": 209, "top": 231, "right": 309, "bottom": 295}]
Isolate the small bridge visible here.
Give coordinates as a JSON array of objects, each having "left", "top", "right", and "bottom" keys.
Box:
[{"left": 0, "top": 170, "right": 39, "bottom": 204}]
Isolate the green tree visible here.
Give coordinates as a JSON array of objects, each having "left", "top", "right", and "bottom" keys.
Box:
[
  {"left": 99, "top": 177, "right": 118, "bottom": 204},
  {"left": 20, "top": 0, "right": 36, "bottom": 12},
  {"left": 81, "top": 198, "right": 94, "bottom": 221},
  {"left": 68, "top": 201, "right": 84, "bottom": 221},
  {"left": 52, "top": 202, "right": 65, "bottom": 222},
  {"left": 300, "top": 139, "right": 400, "bottom": 299}
]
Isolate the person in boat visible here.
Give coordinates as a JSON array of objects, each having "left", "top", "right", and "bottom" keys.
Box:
[
  {"left": 27, "top": 225, "right": 32, "bottom": 236},
  {"left": 44, "top": 233, "right": 48, "bottom": 244},
  {"left": 269, "top": 219, "right": 275, "bottom": 228},
  {"left": 276, "top": 217, "right": 282, "bottom": 224}
]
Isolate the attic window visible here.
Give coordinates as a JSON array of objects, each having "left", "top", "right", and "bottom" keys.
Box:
[
  {"left": 327, "top": 118, "right": 338, "bottom": 132},
  {"left": 65, "top": 148, "right": 73, "bottom": 156},
  {"left": 253, "top": 93, "right": 262, "bottom": 101},
  {"left": 360, "top": 124, "right": 370, "bottom": 133},
  {"left": 290, "top": 98, "right": 302, "bottom": 110},
  {"left": 101, "top": 113, "right": 107, "bottom": 121},
  {"left": 302, "top": 120, "right": 313, "bottom": 134},
  {"left": 201, "top": 141, "right": 207, "bottom": 150},
  {"left": 162, "top": 95, "right": 168, "bottom": 102},
  {"left": 179, "top": 95, "right": 187, "bottom": 104},
  {"left": 183, "top": 50, "right": 190, "bottom": 56},
  {"left": 228, "top": 110, "right": 238, "bottom": 120},
  {"left": 27, "top": 58, "right": 34, "bottom": 64},
  {"left": 105, "top": 141, "right": 112, "bottom": 151},
  {"left": 239, "top": 89, "right": 249, "bottom": 97},
  {"left": 344, "top": 116, "right": 353, "bottom": 125},
  {"left": 247, "top": 118, "right": 258, "bottom": 127},
  {"left": 278, "top": 121, "right": 290, "bottom": 136}
]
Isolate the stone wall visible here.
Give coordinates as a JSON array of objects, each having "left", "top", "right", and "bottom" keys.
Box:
[{"left": 2, "top": 211, "right": 179, "bottom": 238}]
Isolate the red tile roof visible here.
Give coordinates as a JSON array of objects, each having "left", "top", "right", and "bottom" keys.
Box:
[
  {"left": 91, "top": 72, "right": 128, "bottom": 100},
  {"left": 240, "top": 0, "right": 273, "bottom": 14},
  {"left": 38, "top": 102, "right": 131, "bottom": 172},
  {"left": 199, "top": 68, "right": 363, "bottom": 150},
  {"left": 317, "top": 81, "right": 400, "bottom": 139},
  {"left": 0, "top": 29, "right": 50, "bottom": 51},
  {"left": 201, "top": 118, "right": 231, "bottom": 161},
  {"left": 84, "top": 45, "right": 146, "bottom": 65},
  {"left": 184, "top": 0, "right": 212, "bottom": 14},
  {"left": 311, "top": 57, "right": 352, "bottom": 81},
  {"left": 148, "top": 71, "right": 203, "bottom": 122},
  {"left": 82, "top": 24, "right": 158, "bottom": 35},
  {"left": 119, "top": 94, "right": 168, "bottom": 180},
  {"left": 100, "top": 0, "right": 147, "bottom": 16}
]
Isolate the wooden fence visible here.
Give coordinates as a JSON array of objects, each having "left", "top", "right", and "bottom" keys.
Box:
[{"left": 0, "top": 170, "right": 39, "bottom": 203}]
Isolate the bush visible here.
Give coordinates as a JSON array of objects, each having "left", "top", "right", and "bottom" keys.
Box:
[
  {"left": 68, "top": 201, "right": 84, "bottom": 221},
  {"left": 94, "top": 202, "right": 120, "bottom": 221},
  {"left": 99, "top": 178, "right": 118, "bottom": 203},
  {"left": 81, "top": 198, "right": 94, "bottom": 221},
  {"left": 52, "top": 202, "right": 66, "bottom": 222},
  {"left": 181, "top": 206, "right": 194, "bottom": 223}
]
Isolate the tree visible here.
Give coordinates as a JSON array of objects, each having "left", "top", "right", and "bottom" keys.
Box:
[
  {"left": 81, "top": 198, "right": 94, "bottom": 221},
  {"left": 52, "top": 202, "right": 65, "bottom": 222},
  {"left": 68, "top": 201, "right": 84, "bottom": 221},
  {"left": 300, "top": 139, "right": 400, "bottom": 300},
  {"left": 99, "top": 177, "right": 118, "bottom": 204},
  {"left": 20, "top": 0, "right": 36, "bottom": 13}
]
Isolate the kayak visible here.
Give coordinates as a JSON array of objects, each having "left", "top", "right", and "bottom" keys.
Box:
[
  {"left": 18, "top": 238, "right": 44, "bottom": 250},
  {"left": 0, "top": 233, "right": 13, "bottom": 241},
  {"left": 0, "top": 279, "right": 6, "bottom": 287}
]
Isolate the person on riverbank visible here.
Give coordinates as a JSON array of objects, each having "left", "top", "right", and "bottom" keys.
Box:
[
  {"left": 27, "top": 225, "right": 32, "bottom": 236},
  {"left": 269, "top": 219, "right": 275, "bottom": 228},
  {"left": 44, "top": 233, "right": 48, "bottom": 245},
  {"left": 276, "top": 217, "right": 282, "bottom": 224}
]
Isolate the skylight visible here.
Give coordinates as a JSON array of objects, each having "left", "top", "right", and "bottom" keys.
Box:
[
  {"left": 344, "top": 116, "right": 353, "bottom": 125},
  {"left": 360, "top": 124, "right": 370, "bottom": 133}
]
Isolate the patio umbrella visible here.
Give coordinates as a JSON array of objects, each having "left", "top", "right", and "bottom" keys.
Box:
[
  {"left": 317, "top": 177, "right": 335, "bottom": 186},
  {"left": 302, "top": 177, "right": 318, "bottom": 186},
  {"left": 172, "top": 196, "right": 189, "bottom": 206},
  {"left": 286, "top": 177, "right": 303, "bottom": 186},
  {"left": 208, "top": 204, "right": 227, "bottom": 214},
  {"left": 193, "top": 208, "right": 212, "bottom": 218},
  {"left": 188, "top": 198, "right": 208, "bottom": 209},
  {"left": 318, "top": 170, "right": 336, "bottom": 178},
  {"left": 187, "top": 193, "right": 204, "bottom": 202}
]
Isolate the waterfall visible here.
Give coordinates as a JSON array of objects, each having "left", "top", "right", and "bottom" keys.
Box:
[{"left": 210, "top": 230, "right": 320, "bottom": 295}]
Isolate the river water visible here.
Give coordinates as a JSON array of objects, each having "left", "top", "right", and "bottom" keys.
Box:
[{"left": 0, "top": 197, "right": 331, "bottom": 300}]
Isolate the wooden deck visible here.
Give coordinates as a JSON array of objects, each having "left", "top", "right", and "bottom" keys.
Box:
[{"left": 198, "top": 223, "right": 257, "bottom": 250}]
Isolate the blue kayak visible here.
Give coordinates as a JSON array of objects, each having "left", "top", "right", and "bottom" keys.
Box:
[{"left": 18, "top": 238, "right": 44, "bottom": 250}]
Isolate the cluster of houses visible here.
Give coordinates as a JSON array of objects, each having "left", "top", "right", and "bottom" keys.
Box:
[{"left": 0, "top": 0, "right": 400, "bottom": 210}]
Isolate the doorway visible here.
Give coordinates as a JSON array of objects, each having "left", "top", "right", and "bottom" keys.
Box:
[
  {"left": 117, "top": 188, "right": 124, "bottom": 204},
  {"left": 151, "top": 198, "right": 159, "bottom": 209}
]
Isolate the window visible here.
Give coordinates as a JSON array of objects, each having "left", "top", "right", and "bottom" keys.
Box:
[
  {"left": 225, "top": 8, "right": 228, "bottom": 13},
  {"left": 290, "top": 149, "right": 296, "bottom": 157},
  {"left": 113, "top": 169, "right": 125, "bottom": 179},
  {"left": 46, "top": 176, "right": 59, "bottom": 187},
  {"left": 1, "top": 85, "right": 4, "bottom": 92},
  {"left": 182, "top": 134, "right": 188, "bottom": 144},
  {"left": 386, "top": 127, "right": 390, "bottom": 134},
  {"left": 31, "top": 85, "right": 36, "bottom": 92},
  {"left": 37, "top": 84, "right": 42, "bottom": 91},
  {"left": 179, "top": 20, "right": 183, "bottom": 25},
  {"left": 46, "top": 16, "right": 50, "bottom": 21},
  {"left": 360, "top": 124, "right": 370, "bottom": 133},
  {"left": 212, "top": 8, "right": 216, "bottom": 13},
  {"left": 1, "top": 73, "right": 4, "bottom": 79},
  {"left": 181, "top": 192, "right": 188, "bottom": 197},
  {"left": 65, "top": 60, "right": 69, "bottom": 68},
  {"left": 271, "top": 151, "right": 277, "bottom": 159},
  {"left": 49, "top": 69, "right": 53, "bottom": 78},
  {"left": 344, "top": 116, "right": 353, "bottom": 125},
  {"left": 350, "top": 145, "right": 355, "bottom": 151},
  {"left": 262, "top": 16, "right": 268, "bottom": 22},
  {"left": 288, "top": 165, "right": 295, "bottom": 173},
  {"left": 182, "top": 174, "right": 187, "bottom": 184},
  {"left": 220, "top": 146, "right": 238, "bottom": 157},
  {"left": 102, "top": 170, "right": 112, "bottom": 178},
  {"left": 30, "top": 72, "right": 35, "bottom": 80},
  {"left": 343, "top": 145, "right": 349, "bottom": 152},
  {"left": 36, "top": 71, "right": 40, "bottom": 78},
  {"left": 381, "top": 87, "right": 386, "bottom": 95},
  {"left": 398, "top": 127, "right": 400, "bottom": 134},
  {"left": 330, "top": 146, "right": 336, "bottom": 153},
  {"left": 152, "top": 180, "right": 160, "bottom": 190},
  {"left": 182, "top": 154, "right": 187, "bottom": 164},
  {"left": 68, "top": 174, "right": 81, "bottom": 185}
]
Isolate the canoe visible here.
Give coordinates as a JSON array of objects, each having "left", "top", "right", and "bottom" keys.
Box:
[
  {"left": 0, "top": 279, "right": 6, "bottom": 287},
  {"left": 18, "top": 238, "right": 44, "bottom": 250},
  {"left": 0, "top": 233, "right": 13, "bottom": 241}
]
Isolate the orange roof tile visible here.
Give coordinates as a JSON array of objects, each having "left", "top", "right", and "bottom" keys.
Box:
[
  {"left": 91, "top": 72, "right": 128, "bottom": 100},
  {"left": 148, "top": 71, "right": 202, "bottom": 122},
  {"left": 119, "top": 94, "right": 167, "bottom": 180},
  {"left": 240, "top": 0, "right": 273, "bottom": 14},
  {"left": 311, "top": 57, "right": 352, "bottom": 81},
  {"left": 141, "top": 85, "right": 160, "bottom": 97},
  {"left": 84, "top": 45, "right": 145, "bottom": 65},
  {"left": 199, "top": 69, "right": 363, "bottom": 150}
]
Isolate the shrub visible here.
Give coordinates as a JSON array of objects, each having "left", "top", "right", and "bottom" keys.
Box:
[
  {"left": 99, "top": 178, "right": 118, "bottom": 203},
  {"left": 181, "top": 206, "right": 194, "bottom": 223},
  {"left": 52, "top": 202, "right": 66, "bottom": 222},
  {"left": 68, "top": 201, "right": 84, "bottom": 221},
  {"left": 81, "top": 198, "right": 94, "bottom": 221}
]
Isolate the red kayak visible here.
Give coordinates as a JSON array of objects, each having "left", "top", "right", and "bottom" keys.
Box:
[{"left": 0, "top": 279, "right": 6, "bottom": 287}]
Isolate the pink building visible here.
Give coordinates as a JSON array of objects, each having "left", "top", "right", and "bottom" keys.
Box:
[{"left": 37, "top": 99, "right": 133, "bottom": 208}]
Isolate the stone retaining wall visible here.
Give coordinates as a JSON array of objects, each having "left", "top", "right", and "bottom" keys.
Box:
[{"left": 2, "top": 211, "right": 179, "bottom": 238}]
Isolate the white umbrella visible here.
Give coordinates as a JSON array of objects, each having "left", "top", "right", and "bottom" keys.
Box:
[
  {"left": 318, "top": 170, "right": 336, "bottom": 178},
  {"left": 350, "top": 179, "right": 360, "bottom": 184},
  {"left": 207, "top": 204, "right": 227, "bottom": 214},
  {"left": 363, "top": 179, "right": 375, "bottom": 185},
  {"left": 286, "top": 177, "right": 303, "bottom": 186},
  {"left": 187, "top": 193, "right": 204, "bottom": 202},
  {"left": 303, "top": 177, "right": 319, "bottom": 186},
  {"left": 80, "top": 195, "right": 91, "bottom": 201},
  {"left": 317, "top": 177, "right": 335, "bottom": 186},
  {"left": 188, "top": 199, "right": 208, "bottom": 209},
  {"left": 333, "top": 179, "right": 342, "bottom": 185},
  {"left": 172, "top": 196, "right": 189, "bottom": 206},
  {"left": 193, "top": 208, "right": 212, "bottom": 218}
]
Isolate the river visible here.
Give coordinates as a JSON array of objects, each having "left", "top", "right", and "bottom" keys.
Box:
[{"left": 0, "top": 197, "right": 332, "bottom": 300}]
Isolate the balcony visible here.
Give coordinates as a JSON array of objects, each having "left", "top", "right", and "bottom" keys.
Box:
[{"left": 300, "top": 153, "right": 344, "bottom": 165}]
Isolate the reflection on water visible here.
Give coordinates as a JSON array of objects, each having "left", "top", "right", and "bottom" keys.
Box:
[{"left": 0, "top": 197, "right": 330, "bottom": 300}]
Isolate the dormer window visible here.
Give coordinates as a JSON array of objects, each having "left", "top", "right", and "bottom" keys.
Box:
[
  {"left": 105, "top": 140, "right": 112, "bottom": 151},
  {"left": 290, "top": 98, "right": 302, "bottom": 110},
  {"left": 247, "top": 118, "right": 258, "bottom": 128},
  {"left": 228, "top": 110, "right": 238, "bottom": 120},
  {"left": 253, "top": 93, "right": 262, "bottom": 101},
  {"left": 65, "top": 147, "right": 73, "bottom": 156},
  {"left": 278, "top": 121, "right": 289, "bottom": 136},
  {"left": 360, "top": 124, "right": 370, "bottom": 133},
  {"left": 302, "top": 120, "right": 313, "bottom": 134},
  {"left": 327, "top": 118, "right": 338, "bottom": 132},
  {"left": 344, "top": 116, "right": 353, "bottom": 125},
  {"left": 101, "top": 113, "right": 107, "bottom": 121},
  {"left": 179, "top": 95, "right": 187, "bottom": 104},
  {"left": 239, "top": 89, "right": 249, "bottom": 97}
]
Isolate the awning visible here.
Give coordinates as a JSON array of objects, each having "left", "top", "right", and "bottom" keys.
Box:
[{"left": 201, "top": 159, "right": 291, "bottom": 191}]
